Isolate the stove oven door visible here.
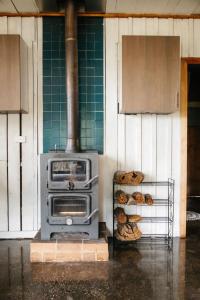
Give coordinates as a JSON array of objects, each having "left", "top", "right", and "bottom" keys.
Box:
[
  {"left": 48, "top": 158, "right": 90, "bottom": 190},
  {"left": 48, "top": 193, "right": 91, "bottom": 225}
]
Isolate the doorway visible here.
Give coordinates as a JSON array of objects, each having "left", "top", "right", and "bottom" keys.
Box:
[
  {"left": 187, "top": 63, "right": 200, "bottom": 235},
  {"left": 180, "top": 59, "right": 200, "bottom": 237}
]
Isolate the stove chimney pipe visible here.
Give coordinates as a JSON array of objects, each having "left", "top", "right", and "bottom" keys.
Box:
[{"left": 65, "top": 0, "right": 79, "bottom": 152}]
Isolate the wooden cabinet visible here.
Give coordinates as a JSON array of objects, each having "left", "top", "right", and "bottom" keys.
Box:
[
  {"left": 0, "top": 35, "right": 28, "bottom": 113},
  {"left": 121, "top": 36, "right": 180, "bottom": 114}
]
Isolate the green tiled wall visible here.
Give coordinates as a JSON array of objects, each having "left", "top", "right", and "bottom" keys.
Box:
[{"left": 43, "top": 17, "right": 104, "bottom": 153}]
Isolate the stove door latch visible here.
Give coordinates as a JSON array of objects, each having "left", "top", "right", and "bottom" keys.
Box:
[
  {"left": 83, "top": 175, "right": 99, "bottom": 187},
  {"left": 64, "top": 180, "right": 75, "bottom": 190}
]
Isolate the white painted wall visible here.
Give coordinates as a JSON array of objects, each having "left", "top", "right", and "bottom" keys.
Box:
[
  {"left": 103, "top": 18, "right": 200, "bottom": 236},
  {"left": 0, "top": 16, "right": 42, "bottom": 238}
]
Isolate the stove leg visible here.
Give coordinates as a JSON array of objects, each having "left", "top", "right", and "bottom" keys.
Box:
[{"left": 41, "top": 229, "right": 51, "bottom": 240}]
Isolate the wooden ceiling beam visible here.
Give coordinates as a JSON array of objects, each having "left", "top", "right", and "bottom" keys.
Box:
[{"left": 1, "top": 11, "right": 200, "bottom": 19}]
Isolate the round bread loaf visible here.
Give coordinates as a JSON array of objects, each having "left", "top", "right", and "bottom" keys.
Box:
[
  {"left": 145, "top": 194, "right": 154, "bottom": 205},
  {"left": 114, "top": 207, "right": 127, "bottom": 224},
  {"left": 115, "top": 190, "right": 128, "bottom": 204},
  {"left": 132, "top": 192, "right": 145, "bottom": 204},
  {"left": 127, "top": 214, "right": 142, "bottom": 223}
]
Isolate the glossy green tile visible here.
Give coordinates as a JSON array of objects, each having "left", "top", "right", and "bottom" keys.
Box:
[{"left": 43, "top": 17, "right": 104, "bottom": 153}]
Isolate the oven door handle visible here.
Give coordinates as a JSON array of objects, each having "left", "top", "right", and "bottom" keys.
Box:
[
  {"left": 84, "top": 208, "right": 99, "bottom": 223},
  {"left": 83, "top": 175, "right": 99, "bottom": 187}
]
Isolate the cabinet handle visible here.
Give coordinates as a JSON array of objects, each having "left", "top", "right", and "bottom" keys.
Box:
[{"left": 177, "top": 92, "right": 179, "bottom": 108}]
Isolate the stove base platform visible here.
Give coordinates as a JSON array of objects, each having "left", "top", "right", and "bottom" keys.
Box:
[{"left": 30, "top": 231, "right": 109, "bottom": 262}]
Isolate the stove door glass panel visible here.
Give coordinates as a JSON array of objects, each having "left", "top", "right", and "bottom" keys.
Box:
[
  {"left": 52, "top": 196, "right": 88, "bottom": 217},
  {"left": 51, "top": 160, "right": 87, "bottom": 182}
]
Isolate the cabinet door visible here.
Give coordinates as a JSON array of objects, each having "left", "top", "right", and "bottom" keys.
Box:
[
  {"left": 0, "top": 35, "right": 28, "bottom": 113},
  {"left": 121, "top": 36, "right": 180, "bottom": 114},
  {"left": 0, "top": 35, "right": 20, "bottom": 112}
]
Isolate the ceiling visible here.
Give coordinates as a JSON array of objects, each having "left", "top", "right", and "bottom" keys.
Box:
[
  {"left": 1, "top": 0, "right": 200, "bottom": 15},
  {"left": 106, "top": 0, "right": 200, "bottom": 15}
]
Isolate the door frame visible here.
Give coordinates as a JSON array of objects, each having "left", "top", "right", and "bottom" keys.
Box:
[{"left": 180, "top": 57, "right": 200, "bottom": 237}]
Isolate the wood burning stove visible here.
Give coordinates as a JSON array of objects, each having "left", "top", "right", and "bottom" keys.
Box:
[
  {"left": 40, "top": 152, "right": 99, "bottom": 240},
  {"left": 40, "top": 0, "right": 99, "bottom": 240}
]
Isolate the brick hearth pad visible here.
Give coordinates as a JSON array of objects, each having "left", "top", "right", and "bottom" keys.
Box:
[{"left": 30, "top": 233, "right": 109, "bottom": 262}]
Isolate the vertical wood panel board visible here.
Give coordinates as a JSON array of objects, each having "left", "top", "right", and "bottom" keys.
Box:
[
  {"left": 117, "top": 18, "right": 129, "bottom": 171},
  {"left": 33, "top": 41, "right": 38, "bottom": 230},
  {"left": 193, "top": 20, "right": 200, "bottom": 57},
  {"left": 36, "top": 17, "right": 43, "bottom": 229},
  {"left": 104, "top": 18, "right": 119, "bottom": 235},
  {"left": 21, "top": 17, "right": 36, "bottom": 231},
  {"left": 0, "top": 17, "right": 8, "bottom": 232},
  {"left": 7, "top": 17, "right": 21, "bottom": 232}
]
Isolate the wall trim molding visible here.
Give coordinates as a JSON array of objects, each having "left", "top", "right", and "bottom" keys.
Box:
[
  {"left": 0, "top": 231, "right": 37, "bottom": 239},
  {"left": 1, "top": 12, "right": 200, "bottom": 19}
]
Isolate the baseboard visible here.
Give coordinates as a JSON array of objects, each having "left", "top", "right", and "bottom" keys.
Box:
[{"left": 0, "top": 231, "right": 37, "bottom": 239}]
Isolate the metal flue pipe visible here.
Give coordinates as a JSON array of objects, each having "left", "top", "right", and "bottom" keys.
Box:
[{"left": 65, "top": 0, "right": 79, "bottom": 152}]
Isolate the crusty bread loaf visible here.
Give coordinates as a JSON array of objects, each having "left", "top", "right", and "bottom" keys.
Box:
[
  {"left": 145, "top": 194, "right": 154, "bottom": 205},
  {"left": 115, "top": 190, "right": 128, "bottom": 204},
  {"left": 115, "top": 223, "right": 142, "bottom": 241},
  {"left": 127, "top": 214, "right": 142, "bottom": 223},
  {"left": 132, "top": 192, "right": 145, "bottom": 204},
  {"left": 114, "top": 207, "right": 127, "bottom": 224}
]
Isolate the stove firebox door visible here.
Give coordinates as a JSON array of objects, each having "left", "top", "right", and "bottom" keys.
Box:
[
  {"left": 48, "top": 158, "right": 90, "bottom": 190},
  {"left": 48, "top": 194, "right": 91, "bottom": 225}
]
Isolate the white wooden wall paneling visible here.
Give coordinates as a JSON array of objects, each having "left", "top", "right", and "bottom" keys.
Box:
[
  {"left": 105, "top": 17, "right": 200, "bottom": 236},
  {"left": 33, "top": 40, "right": 38, "bottom": 230},
  {"left": 132, "top": 18, "right": 149, "bottom": 233},
  {"left": 0, "top": 116, "right": 8, "bottom": 231},
  {"left": 173, "top": 19, "right": 187, "bottom": 236},
  {"left": 37, "top": 17, "right": 43, "bottom": 229},
  {"left": 0, "top": 17, "right": 8, "bottom": 232},
  {"left": 141, "top": 18, "right": 158, "bottom": 234},
  {"left": 0, "top": 17, "right": 41, "bottom": 237},
  {"left": 104, "top": 18, "right": 119, "bottom": 235},
  {"left": 21, "top": 17, "right": 36, "bottom": 231},
  {"left": 127, "top": 18, "right": 145, "bottom": 218},
  {"left": 7, "top": 17, "right": 21, "bottom": 232},
  {"left": 188, "top": 19, "right": 194, "bottom": 57},
  {"left": 156, "top": 18, "right": 174, "bottom": 235},
  {"left": 193, "top": 20, "right": 200, "bottom": 57},
  {"left": 117, "top": 18, "right": 128, "bottom": 171}
]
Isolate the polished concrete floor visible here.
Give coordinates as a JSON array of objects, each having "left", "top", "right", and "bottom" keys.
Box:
[{"left": 0, "top": 223, "right": 200, "bottom": 300}]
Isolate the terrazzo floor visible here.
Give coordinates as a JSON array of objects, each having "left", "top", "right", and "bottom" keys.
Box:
[{"left": 0, "top": 222, "right": 199, "bottom": 300}]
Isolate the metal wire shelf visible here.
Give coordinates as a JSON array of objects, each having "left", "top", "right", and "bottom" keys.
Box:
[
  {"left": 114, "top": 217, "right": 173, "bottom": 224},
  {"left": 114, "top": 199, "right": 173, "bottom": 206},
  {"left": 113, "top": 178, "right": 175, "bottom": 247}
]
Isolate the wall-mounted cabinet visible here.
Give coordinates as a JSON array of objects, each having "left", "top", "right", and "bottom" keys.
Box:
[
  {"left": 0, "top": 35, "right": 28, "bottom": 113},
  {"left": 121, "top": 35, "right": 180, "bottom": 114}
]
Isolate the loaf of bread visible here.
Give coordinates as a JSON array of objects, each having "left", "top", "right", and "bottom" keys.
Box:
[
  {"left": 132, "top": 192, "right": 145, "bottom": 204},
  {"left": 145, "top": 194, "right": 154, "bottom": 205},
  {"left": 115, "top": 190, "right": 128, "bottom": 204},
  {"left": 114, "top": 207, "right": 127, "bottom": 224},
  {"left": 115, "top": 223, "right": 142, "bottom": 241},
  {"left": 127, "top": 214, "right": 142, "bottom": 223}
]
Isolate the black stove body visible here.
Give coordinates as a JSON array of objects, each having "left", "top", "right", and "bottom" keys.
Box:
[{"left": 40, "top": 152, "right": 99, "bottom": 240}]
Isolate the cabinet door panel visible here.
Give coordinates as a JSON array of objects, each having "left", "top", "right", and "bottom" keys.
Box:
[
  {"left": 0, "top": 35, "right": 20, "bottom": 111},
  {"left": 122, "top": 36, "right": 180, "bottom": 114}
]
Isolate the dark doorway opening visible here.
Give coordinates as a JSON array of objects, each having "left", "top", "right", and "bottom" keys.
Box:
[
  {"left": 187, "top": 64, "right": 200, "bottom": 235},
  {"left": 187, "top": 64, "right": 200, "bottom": 213}
]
